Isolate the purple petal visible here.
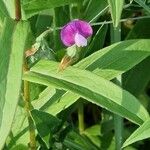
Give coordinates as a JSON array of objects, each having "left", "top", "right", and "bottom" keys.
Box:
[
  {"left": 75, "top": 33, "right": 87, "bottom": 47},
  {"left": 60, "top": 19, "right": 93, "bottom": 47},
  {"left": 74, "top": 20, "right": 93, "bottom": 38}
]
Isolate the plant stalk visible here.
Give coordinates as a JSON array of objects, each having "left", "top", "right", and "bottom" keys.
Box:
[
  {"left": 23, "top": 61, "right": 36, "bottom": 150},
  {"left": 76, "top": 2, "right": 85, "bottom": 135},
  {"left": 78, "top": 102, "right": 85, "bottom": 134},
  {"left": 14, "top": 0, "right": 36, "bottom": 149},
  {"left": 111, "top": 24, "right": 123, "bottom": 150}
]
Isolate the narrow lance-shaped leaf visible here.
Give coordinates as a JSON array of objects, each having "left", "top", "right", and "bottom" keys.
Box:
[
  {"left": 22, "top": 0, "right": 83, "bottom": 19},
  {"left": 2, "top": 0, "right": 15, "bottom": 19},
  {"left": 77, "top": 39, "right": 150, "bottom": 80},
  {"left": 134, "top": 0, "right": 150, "bottom": 14},
  {"left": 123, "top": 57, "right": 150, "bottom": 97},
  {"left": 23, "top": 60, "right": 149, "bottom": 125},
  {"left": 32, "top": 87, "right": 65, "bottom": 111},
  {"left": 32, "top": 39, "right": 150, "bottom": 116},
  {"left": 107, "top": 0, "right": 124, "bottom": 27},
  {"left": 0, "top": 18, "right": 30, "bottom": 149},
  {"left": 123, "top": 19, "right": 150, "bottom": 97},
  {"left": 0, "top": 1, "right": 9, "bottom": 23},
  {"left": 122, "top": 118, "right": 150, "bottom": 148},
  {"left": 84, "top": 0, "right": 108, "bottom": 22},
  {"left": 84, "top": 24, "right": 108, "bottom": 56}
]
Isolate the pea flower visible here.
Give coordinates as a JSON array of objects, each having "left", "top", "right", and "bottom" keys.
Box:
[{"left": 60, "top": 19, "right": 93, "bottom": 47}]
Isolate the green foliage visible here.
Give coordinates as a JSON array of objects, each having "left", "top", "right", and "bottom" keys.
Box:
[
  {"left": 123, "top": 57, "right": 150, "bottom": 97},
  {"left": 123, "top": 118, "right": 150, "bottom": 148},
  {"left": 2, "top": 0, "right": 15, "bottom": 19},
  {"left": 134, "top": 0, "right": 150, "bottom": 14},
  {"left": 84, "top": 24, "right": 108, "bottom": 56},
  {"left": 107, "top": 0, "right": 124, "bottom": 27},
  {"left": 84, "top": 0, "right": 108, "bottom": 22},
  {"left": 64, "top": 131, "right": 99, "bottom": 150},
  {"left": 33, "top": 39, "right": 150, "bottom": 117},
  {"left": 0, "top": 1, "right": 9, "bottom": 23},
  {"left": 23, "top": 59, "right": 149, "bottom": 125},
  {"left": 22, "top": 0, "right": 82, "bottom": 19},
  {"left": 31, "top": 109, "right": 61, "bottom": 148},
  {"left": 0, "top": 0, "right": 150, "bottom": 149},
  {"left": 0, "top": 18, "right": 30, "bottom": 149}
]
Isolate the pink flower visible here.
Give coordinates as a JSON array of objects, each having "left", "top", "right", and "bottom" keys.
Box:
[{"left": 60, "top": 19, "right": 93, "bottom": 47}]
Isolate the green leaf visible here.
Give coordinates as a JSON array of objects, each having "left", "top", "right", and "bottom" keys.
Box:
[
  {"left": 134, "top": 0, "right": 150, "bottom": 14},
  {"left": 53, "top": 6, "right": 70, "bottom": 50},
  {"left": 0, "top": 18, "right": 30, "bottom": 149},
  {"left": 31, "top": 109, "right": 61, "bottom": 148},
  {"left": 0, "top": 1, "right": 9, "bottom": 23},
  {"left": 23, "top": 60, "right": 149, "bottom": 125},
  {"left": 35, "top": 12, "right": 53, "bottom": 36},
  {"left": 64, "top": 131, "right": 98, "bottom": 150},
  {"left": 126, "top": 18, "right": 150, "bottom": 39},
  {"left": 35, "top": 39, "right": 150, "bottom": 116},
  {"left": 2, "top": 0, "right": 15, "bottom": 19},
  {"left": 78, "top": 39, "right": 150, "bottom": 79},
  {"left": 123, "top": 57, "right": 150, "bottom": 97},
  {"left": 84, "top": 125, "right": 101, "bottom": 136},
  {"left": 85, "top": 24, "right": 108, "bottom": 56},
  {"left": 40, "top": 90, "right": 79, "bottom": 115},
  {"left": 32, "top": 87, "right": 65, "bottom": 112},
  {"left": 107, "top": 0, "right": 124, "bottom": 27},
  {"left": 83, "top": 125, "right": 101, "bottom": 148},
  {"left": 122, "top": 118, "right": 150, "bottom": 148},
  {"left": 123, "top": 18, "right": 150, "bottom": 97},
  {"left": 11, "top": 144, "right": 28, "bottom": 150},
  {"left": 32, "top": 86, "right": 78, "bottom": 115},
  {"left": 22, "top": 0, "right": 82, "bottom": 19},
  {"left": 8, "top": 106, "right": 29, "bottom": 148},
  {"left": 84, "top": 0, "right": 108, "bottom": 22}
]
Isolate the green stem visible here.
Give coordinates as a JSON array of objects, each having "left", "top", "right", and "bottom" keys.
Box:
[
  {"left": 110, "top": 24, "right": 121, "bottom": 43},
  {"left": 111, "top": 24, "right": 123, "bottom": 150},
  {"left": 114, "top": 114, "right": 123, "bottom": 150},
  {"left": 53, "top": 7, "right": 62, "bottom": 50},
  {"left": 23, "top": 61, "right": 36, "bottom": 150},
  {"left": 51, "top": 15, "right": 150, "bottom": 31},
  {"left": 76, "top": 3, "right": 85, "bottom": 134},
  {"left": 69, "top": 4, "right": 73, "bottom": 20},
  {"left": 78, "top": 102, "right": 85, "bottom": 134},
  {"left": 53, "top": 8, "right": 57, "bottom": 50}
]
